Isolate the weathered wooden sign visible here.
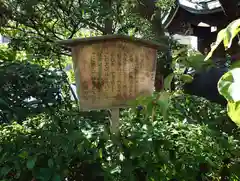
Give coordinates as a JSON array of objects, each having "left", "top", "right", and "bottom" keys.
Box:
[{"left": 59, "top": 35, "right": 166, "bottom": 110}]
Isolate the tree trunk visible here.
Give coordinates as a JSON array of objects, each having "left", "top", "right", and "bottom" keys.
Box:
[{"left": 136, "top": 0, "right": 169, "bottom": 91}]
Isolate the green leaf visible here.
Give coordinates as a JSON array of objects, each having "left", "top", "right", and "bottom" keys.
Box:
[
  {"left": 119, "top": 152, "right": 125, "bottom": 161},
  {"left": 224, "top": 19, "right": 240, "bottom": 49},
  {"left": 0, "top": 166, "right": 11, "bottom": 176},
  {"left": 34, "top": 168, "right": 52, "bottom": 181},
  {"left": 230, "top": 60, "right": 240, "bottom": 70},
  {"left": 205, "top": 18, "right": 240, "bottom": 60},
  {"left": 227, "top": 101, "right": 240, "bottom": 125},
  {"left": 146, "top": 101, "right": 154, "bottom": 116},
  {"left": 99, "top": 148, "right": 103, "bottom": 159},
  {"left": 0, "top": 98, "right": 11, "bottom": 110},
  {"left": 218, "top": 68, "right": 240, "bottom": 125},
  {"left": 205, "top": 29, "right": 226, "bottom": 60},
  {"left": 223, "top": 28, "right": 231, "bottom": 49},
  {"left": 187, "top": 53, "right": 206, "bottom": 70},
  {"left": 157, "top": 92, "right": 170, "bottom": 120},
  {"left": 164, "top": 73, "right": 174, "bottom": 91},
  {"left": 180, "top": 74, "right": 193, "bottom": 83},
  {"left": 18, "top": 151, "right": 29, "bottom": 159},
  {"left": 48, "top": 159, "right": 54, "bottom": 168},
  {"left": 52, "top": 174, "right": 61, "bottom": 181},
  {"left": 27, "top": 156, "right": 37, "bottom": 169},
  {"left": 218, "top": 68, "right": 240, "bottom": 102}
]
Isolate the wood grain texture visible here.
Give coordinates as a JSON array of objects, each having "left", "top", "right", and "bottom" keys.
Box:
[{"left": 71, "top": 39, "right": 158, "bottom": 110}]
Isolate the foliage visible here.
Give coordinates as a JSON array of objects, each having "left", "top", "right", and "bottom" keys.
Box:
[
  {"left": 0, "top": 46, "right": 66, "bottom": 123},
  {"left": 205, "top": 19, "right": 240, "bottom": 60},
  {"left": 126, "top": 43, "right": 213, "bottom": 123},
  {"left": 1, "top": 0, "right": 240, "bottom": 181},
  {"left": 1, "top": 96, "right": 240, "bottom": 181},
  {"left": 156, "top": 0, "right": 175, "bottom": 10},
  {"left": 0, "top": 0, "right": 160, "bottom": 62},
  {"left": 218, "top": 68, "right": 240, "bottom": 125},
  {"left": 205, "top": 18, "right": 240, "bottom": 126},
  {"left": 1, "top": 45, "right": 238, "bottom": 180}
]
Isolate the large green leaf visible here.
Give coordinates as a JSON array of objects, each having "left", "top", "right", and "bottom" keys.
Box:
[
  {"left": 205, "top": 29, "right": 226, "bottom": 61},
  {"left": 218, "top": 68, "right": 240, "bottom": 102},
  {"left": 157, "top": 91, "right": 170, "bottom": 120},
  {"left": 180, "top": 74, "right": 193, "bottom": 83},
  {"left": 188, "top": 53, "right": 212, "bottom": 70},
  {"left": 227, "top": 101, "right": 240, "bottom": 126},
  {"left": 164, "top": 73, "right": 174, "bottom": 91},
  {"left": 205, "top": 18, "right": 240, "bottom": 61},
  {"left": 224, "top": 19, "right": 240, "bottom": 49},
  {"left": 218, "top": 68, "right": 240, "bottom": 125}
]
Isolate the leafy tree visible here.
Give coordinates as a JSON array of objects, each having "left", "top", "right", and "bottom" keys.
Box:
[
  {"left": 0, "top": 45, "right": 67, "bottom": 123},
  {"left": 0, "top": 0, "right": 172, "bottom": 89}
]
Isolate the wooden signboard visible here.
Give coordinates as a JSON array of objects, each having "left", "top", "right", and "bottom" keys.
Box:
[{"left": 59, "top": 35, "right": 166, "bottom": 110}]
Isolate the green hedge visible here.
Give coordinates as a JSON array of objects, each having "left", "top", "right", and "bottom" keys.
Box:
[{"left": 1, "top": 96, "right": 240, "bottom": 181}]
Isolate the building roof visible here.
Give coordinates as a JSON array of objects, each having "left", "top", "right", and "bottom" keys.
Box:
[
  {"left": 162, "top": 0, "right": 240, "bottom": 28},
  {"left": 178, "top": 0, "right": 224, "bottom": 14}
]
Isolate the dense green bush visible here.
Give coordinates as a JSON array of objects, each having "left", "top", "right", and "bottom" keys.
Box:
[
  {"left": 0, "top": 45, "right": 67, "bottom": 123},
  {"left": 1, "top": 95, "right": 240, "bottom": 181},
  {"left": 0, "top": 47, "right": 240, "bottom": 181}
]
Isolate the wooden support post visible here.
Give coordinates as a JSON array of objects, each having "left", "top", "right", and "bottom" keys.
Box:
[
  {"left": 102, "top": 0, "right": 120, "bottom": 135},
  {"left": 110, "top": 108, "right": 120, "bottom": 135}
]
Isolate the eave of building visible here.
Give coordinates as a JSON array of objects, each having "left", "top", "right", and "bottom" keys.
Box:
[
  {"left": 178, "top": 0, "right": 223, "bottom": 14},
  {"left": 162, "top": 0, "right": 240, "bottom": 29}
]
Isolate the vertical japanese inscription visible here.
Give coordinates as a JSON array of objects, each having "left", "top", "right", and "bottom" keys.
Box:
[
  {"left": 134, "top": 52, "right": 139, "bottom": 96},
  {"left": 127, "top": 49, "right": 133, "bottom": 99},
  {"left": 103, "top": 44, "right": 109, "bottom": 96},
  {"left": 74, "top": 40, "right": 157, "bottom": 110},
  {"left": 116, "top": 46, "right": 122, "bottom": 100},
  {"left": 90, "top": 49, "right": 97, "bottom": 103},
  {"left": 96, "top": 47, "right": 103, "bottom": 101},
  {"left": 110, "top": 45, "right": 116, "bottom": 97},
  {"left": 123, "top": 47, "right": 128, "bottom": 100}
]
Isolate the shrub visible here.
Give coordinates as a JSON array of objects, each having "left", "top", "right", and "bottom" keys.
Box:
[{"left": 1, "top": 96, "right": 240, "bottom": 181}]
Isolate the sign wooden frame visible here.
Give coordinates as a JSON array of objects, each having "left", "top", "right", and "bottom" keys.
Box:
[{"left": 59, "top": 35, "right": 166, "bottom": 111}]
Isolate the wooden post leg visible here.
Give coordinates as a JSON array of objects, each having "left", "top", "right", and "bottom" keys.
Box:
[{"left": 110, "top": 108, "right": 120, "bottom": 135}]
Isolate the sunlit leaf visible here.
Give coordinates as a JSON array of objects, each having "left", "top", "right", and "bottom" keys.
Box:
[
  {"left": 187, "top": 53, "right": 205, "bottom": 69},
  {"left": 180, "top": 74, "right": 193, "bottom": 83},
  {"left": 99, "top": 148, "right": 103, "bottom": 159},
  {"left": 164, "top": 73, "right": 174, "bottom": 91},
  {"left": 224, "top": 19, "right": 240, "bottom": 49},
  {"left": 205, "top": 29, "right": 226, "bottom": 61},
  {"left": 205, "top": 18, "right": 240, "bottom": 60},
  {"left": 18, "top": 151, "right": 29, "bottom": 159},
  {"left": 227, "top": 101, "right": 240, "bottom": 126},
  {"left": 218, "top": 68, "right": 240, "bottom": 102}
]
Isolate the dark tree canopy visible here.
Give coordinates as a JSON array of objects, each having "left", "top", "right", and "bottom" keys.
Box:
[
  {"left": 0, "top": 47, "right": 65, "bottom": 123},
  {"left": 0, "top": 0, "right": 234, "bottom": 105},
  {"left": 0, "top": 0, "right": 169, "bottom": 59}
]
